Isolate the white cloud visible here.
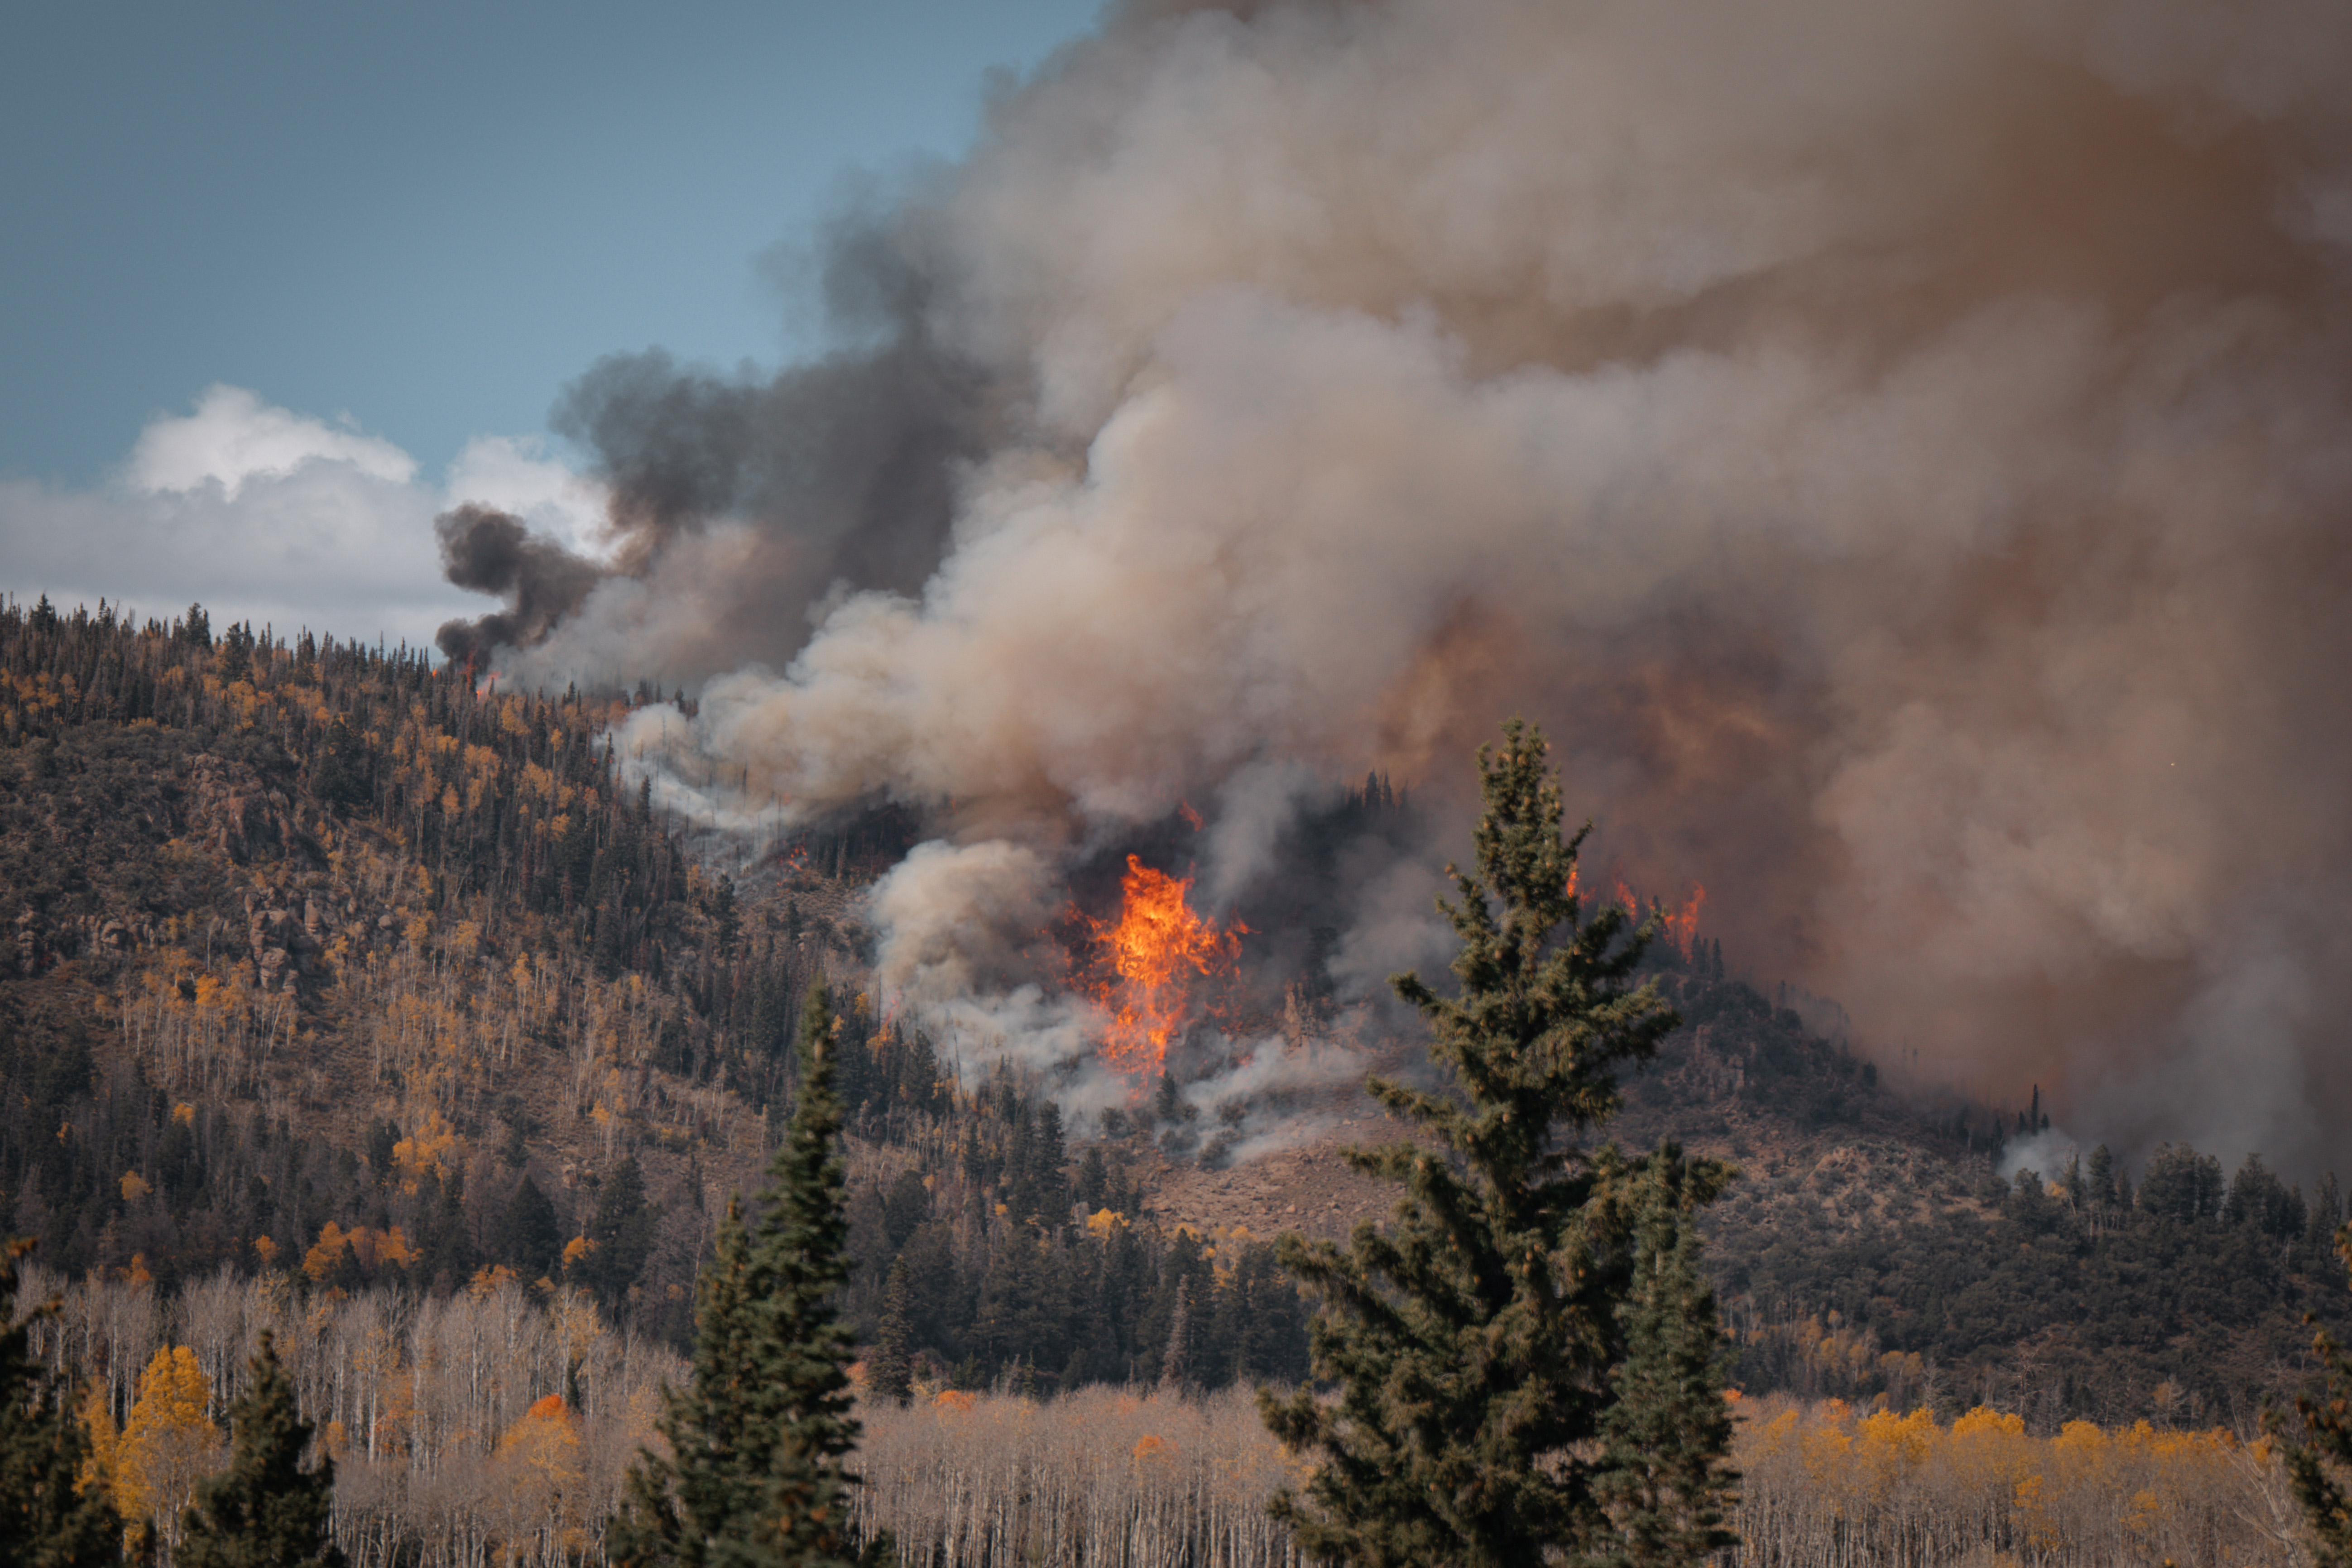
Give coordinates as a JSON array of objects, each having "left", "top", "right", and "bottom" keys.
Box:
[
  {"left": 127, "top": 384, "right": 417, "bottom": 498},
  {"left": 443, "top": 433, "right": 614, "bottom": 559},
  {"left": 1, "top": 385, "right": 600, "bottom": 648}
]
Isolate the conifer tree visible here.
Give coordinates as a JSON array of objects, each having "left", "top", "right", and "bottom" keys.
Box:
[
  {"left": 1588, "top": 1151, "right": 1738, "bottom": 1567},
  {"left": 610, "top": 1199, "right": 760, "bottom": 1568},
  {"left": 610, "top": 983, "right": 884, "bottom": 1568},
  {"left": 1260, "top": 720, "right": 1728, "bottom": 1566},
  {"left": 867, "top": 1264, "right": 916, "bottom": 1408},
  {"left": 0, "top": 1240, "right": 120, "bottom": 1568},
  {"left": 178, "top": 1332, "right": 346, "bottom": 1568},
  {"left": 2280, "top": 1224, "right": 2352, "bottom": 1566}
]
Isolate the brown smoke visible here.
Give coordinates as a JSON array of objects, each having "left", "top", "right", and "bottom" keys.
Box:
[{"left": 518, "top": 0, "right": 2352, "bottom": 1173}]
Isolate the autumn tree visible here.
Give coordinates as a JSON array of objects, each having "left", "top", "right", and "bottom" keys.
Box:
[
  {"left": 110, "top": 1345, "right": 223, "bottom": 1556},
  {"left": 178, "top": 1332, "right": 345, "bottom": 1568},
  {"left": 1260, "top": 720, "right": 1731, "bottom": 1566},
  {"left": 610, "top": 983, "right": 884, "bottom": 1567},
  {"left": 0, "top": 1240, "right": 120, "bottom": 1568}
]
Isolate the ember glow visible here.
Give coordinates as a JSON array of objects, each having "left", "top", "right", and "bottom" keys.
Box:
[{"left": 1076, "top": 856, "right": 1246, "bottom": 1085}]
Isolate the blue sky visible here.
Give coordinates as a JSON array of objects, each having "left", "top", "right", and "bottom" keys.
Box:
[{"left": 1, "top": 1, "right": 1099, "bottom": 487}]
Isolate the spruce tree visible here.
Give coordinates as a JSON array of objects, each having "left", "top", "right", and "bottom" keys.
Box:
[
  {"left": 2280, "top": 1224, "right": 2352, "bottom": 1565},
  {"left": 1260, "top": 720, "right": 1731, "bottom": 1566},
  {"left": 178, "top": 1332, "right": 346, "bottom": 1568},
  {"left": 0, "top": 1239, "right": 120, "bottom": 1568},
  {"left": 1588, "top": 1150, "right": 1738, "bottom": 1567},
  {"left": 610, "top": 983, "right": 884, "bottom": 1568},
  {"left": 867, "top": 1264, "right": 916, "bottom": 1408}
]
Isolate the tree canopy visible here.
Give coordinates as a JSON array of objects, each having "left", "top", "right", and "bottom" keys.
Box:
[{"left": 1261, "top": 719, "right": 1735, "bottom": 1566}]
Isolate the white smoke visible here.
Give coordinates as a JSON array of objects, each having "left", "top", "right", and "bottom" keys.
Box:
[{"left": 555, "top": 0, "right": 2352, "bottom": 1172}]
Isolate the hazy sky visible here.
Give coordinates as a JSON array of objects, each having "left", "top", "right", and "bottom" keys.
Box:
[{"left": 0, "top": 1, "right": 1101, "bottom": 640}]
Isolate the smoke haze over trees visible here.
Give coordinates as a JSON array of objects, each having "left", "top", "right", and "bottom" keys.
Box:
[{"left": 422, "top": 0, "right": 2352, "bottom": 1183}]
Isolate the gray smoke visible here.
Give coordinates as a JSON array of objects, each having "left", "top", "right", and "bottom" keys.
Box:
[
  {"left": 432, "top": 503, "right": 606, "bottom": 665},
  {"left": 511, "top": 0, "right": 2352, "bottom": 1175}
]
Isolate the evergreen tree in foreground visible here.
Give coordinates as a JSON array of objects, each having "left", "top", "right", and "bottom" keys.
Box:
[
  {"left": 179, "top": 1332, "right": 346, "bottom": 1568},
  {"left": 1589, "top": 1151, "right": 1739, "bottom": 1567},
  {"left": 0, "top": 1239, "right": 120, "bottom": 1568},
  {"left": 1260, "top": 720, "right": 1736, "bottom": 1566},
  {"left": 610, "top": 983, "right": 885, "bottom": 1568},
  {"left": 2280, "top": 1224, "right": 2352, "bottom": 1565}
]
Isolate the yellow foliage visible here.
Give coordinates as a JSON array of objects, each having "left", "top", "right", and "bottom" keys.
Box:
[
  {"left": 252, "top": 1235, "right": 278, "bottom": 1267},
  {"left": 470, "top": 1263, "right": 521, "bottom": 1298},
  {"left": 119, "top": 1172, "right": 150, "bottom": 1203},
  {"left": 170, "top": 1103, "right": 195, "bottom": 1126},
  {"left": 562, "top": 1236, "right": 597, "bottom": 1270},
  {"left": 112, "top": 1347, "right": 221, "bottom": 1529},
  {"left": 935, "top": 1390, "right": 978, "bottom": 1413},
  {"left": 391, "top": 1109, "right": 461, "bottom": 1188}
]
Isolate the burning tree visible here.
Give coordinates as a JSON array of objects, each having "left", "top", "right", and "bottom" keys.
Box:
[
  {"left": 1077, "top": 854, "right": 1246, "bottom": 1084},
  {"left": 1259, "top": 719, "right": 1736, "bottom": 1565}
]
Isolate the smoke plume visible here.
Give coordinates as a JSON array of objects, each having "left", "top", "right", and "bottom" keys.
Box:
[
  {"left": 467, "top": 0, "right": 2352, "bottom": 1174},
  {"left": 432, "top": 503, "right": 609, "bottom": 664}
]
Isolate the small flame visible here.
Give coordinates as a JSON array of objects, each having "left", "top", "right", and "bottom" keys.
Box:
[
  {"left": 1176, "top": 800, "right": 1203, "bottom": 831},
  {"left": 1076, "top": 856, "right": 1246, "bottom": 1083}
]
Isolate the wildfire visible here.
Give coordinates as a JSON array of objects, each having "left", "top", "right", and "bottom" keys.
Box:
[
  {"left": 1570, "top": 865, "right": 1707, "bottom": 961},
  {"left": 1076, "top": 856, "right": 1246, "bottom": 1083}
]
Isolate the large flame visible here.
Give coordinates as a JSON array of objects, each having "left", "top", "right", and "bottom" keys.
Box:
[{"left": 1077, "top": 855, "right": 1246, "bottom": 1083}]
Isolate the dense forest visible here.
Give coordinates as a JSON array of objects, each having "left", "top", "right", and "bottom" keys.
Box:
[{"left": 2, "top": 589, "right": 2349, "bottom": 1561}]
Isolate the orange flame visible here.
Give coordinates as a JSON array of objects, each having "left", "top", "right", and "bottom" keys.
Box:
[
  {"left": 1594, "top": 868, "right": 1708, "bottom": 960},
  {"left": 1077, "top": 856, "right": 1246, "bottom": 1082},
  {"left": 1661, "top": 883, "right": 1707, "bottom": 960}
]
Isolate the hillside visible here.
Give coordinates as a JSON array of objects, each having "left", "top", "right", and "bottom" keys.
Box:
[{"left": 2, "top": 590, "right": 2347, "bottom": 1429}]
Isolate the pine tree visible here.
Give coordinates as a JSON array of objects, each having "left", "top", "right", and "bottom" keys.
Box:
[
  {"left": 178, "top": 1332, "right": 346, "bottom": 1568},
  {"left": 868, "top": 1263, "right": 916, "bottom": 1408},
  {"left": 1259, "top": 720, "right": 1721, "bottom": 1566},
  {"left": 0, "top": 1239, "right": 120, "bottom": 1568},
  {"left": 1588, "top": 1149, "right": 1738, "bottom": 1567},
  {"left": 2280, "top": 1224, "right": 2352, "bottom": 1565},
  {"left": 609, "top": 983, "right": 884, "bottom": 1568}
]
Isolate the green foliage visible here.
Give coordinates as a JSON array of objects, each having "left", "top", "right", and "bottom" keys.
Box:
[
  {"left": 178, "top": 1332, "right": 344, "bottom": 1568},
  {"left": 497, "top": 1177, "right": 563, "bottom": 1284},
  {"left": 1260, "top": 719, "right": 1723, "bottom": 1566},
  {"left": 1589, "top": 1151, "right": 1738, "bottom": 1567},
  {"left": 611, "top": 984, "right": 883, "bottom": 1567},
  {"left": 0, "top": 1239, "right": 120, "bottom": 1568},
  {"left": 2280, "top": 1225, "right": 2352, "bottom": 1566}
]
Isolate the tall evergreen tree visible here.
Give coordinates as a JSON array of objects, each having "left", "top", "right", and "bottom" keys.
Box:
[
  {"left": 610, "top": 1199, "right": 762, "bottom": 1568},
  {"left": 0, "top": 1239, "right": 120, "bottom": 1568},
  {"left": 610, "top": 983, "right": 884, "bottom": 1568},
  {"left": 1260, "top": 720, "right": 1729, "bottom": 1566},
  {"left": 1588, "top": 1149, "right": 1738, "bottom": 1567},
  {"left": 868, "top": 1264, "right": 916, "bottom": 1409},
  {"left": 178, "top": 1332, "right": 346, "bottom": 1568}
]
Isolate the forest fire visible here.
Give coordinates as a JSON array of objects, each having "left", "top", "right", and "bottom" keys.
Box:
[
  {"left": 1570, "top": 867, "right": 1708, "bottom": 962},
  {"left": 1075, "top": 856, "right": 1247, "bottom": 1084}
]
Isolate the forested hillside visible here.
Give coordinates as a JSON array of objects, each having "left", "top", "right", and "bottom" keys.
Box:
[
  {"left": 2, "top": 588, "right": 2345, "bottom": 1435},
  {"left": 0, "top": 592, "right": 1310, "bottom": 1398}
]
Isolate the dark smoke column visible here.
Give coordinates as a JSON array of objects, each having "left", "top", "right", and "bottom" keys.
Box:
[{"left": 432, "top": 503, "right": 606, "bottom": 665}]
